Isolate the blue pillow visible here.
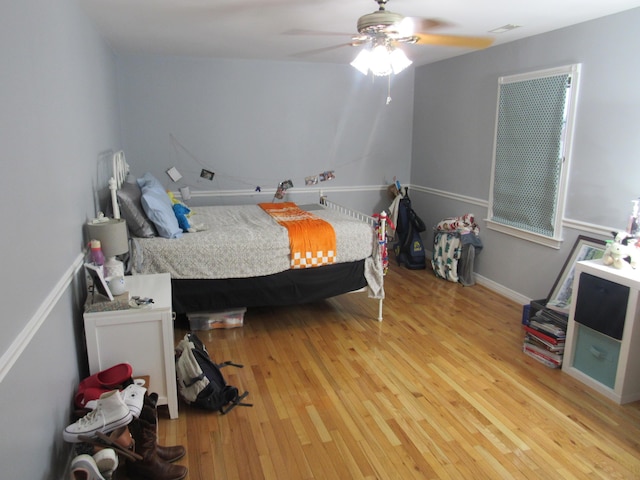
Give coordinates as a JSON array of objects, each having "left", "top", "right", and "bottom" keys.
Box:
[{"left": 137, "top": 173, "right": 183, "bottom": 239}]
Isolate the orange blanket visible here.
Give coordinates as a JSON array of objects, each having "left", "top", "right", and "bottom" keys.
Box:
[{"left": 259, "top": 202, "right": 336, "bottom": 269}]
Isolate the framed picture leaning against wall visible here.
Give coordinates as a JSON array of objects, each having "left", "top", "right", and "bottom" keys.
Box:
[{"left": 546, "top": 235, "right": 607, "bottom": 315}]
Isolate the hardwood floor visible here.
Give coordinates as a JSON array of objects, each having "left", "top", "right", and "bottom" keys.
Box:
[{"left": 158, "top": 264, "right": 640, "bottom": 479}]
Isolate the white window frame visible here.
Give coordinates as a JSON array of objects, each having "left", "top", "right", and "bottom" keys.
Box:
[{"left": 486, "top": 64, "right": 581, "bottom": 249}]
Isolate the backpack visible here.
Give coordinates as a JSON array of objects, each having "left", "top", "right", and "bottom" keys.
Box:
[
  {"left": 175, "top": 333, "right": 251, "bottom": 414},
  {"left": 394, "top": 194, "right": 426, "bottom": 270}
]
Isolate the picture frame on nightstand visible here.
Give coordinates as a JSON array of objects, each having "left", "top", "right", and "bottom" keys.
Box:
[{"left": 84, "top": 263, "right": 113, "bottom": 301}]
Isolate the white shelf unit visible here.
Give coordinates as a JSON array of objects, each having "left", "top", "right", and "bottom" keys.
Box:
[
  {"left": 562, "top": 259, "right": 640, "bottom": 404},
  {"left": 83, "top": 273, "right": 179, "bottom": 418}
]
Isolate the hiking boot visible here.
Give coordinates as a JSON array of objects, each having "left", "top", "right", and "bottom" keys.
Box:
[
  {"left": 64, "top": 390, "right": 133, "bottom": 443},
  {"left": 143, "top": 393, "right": 186, "bottom": 463},
  {"left": 128, "top": 418, "right": 188, "bottom": 479},
  {"left": 128, "top": 400, "right": 187, "bottom": 480}
]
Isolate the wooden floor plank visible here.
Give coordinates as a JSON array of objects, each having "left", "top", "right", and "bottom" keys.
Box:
[{"left": 158, "top": 263, "right": 640, "bottom": 479}]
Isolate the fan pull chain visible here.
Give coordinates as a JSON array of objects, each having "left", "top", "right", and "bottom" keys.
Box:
[{"left": 386, "top": 75, "right": 392, "bottom": 105}]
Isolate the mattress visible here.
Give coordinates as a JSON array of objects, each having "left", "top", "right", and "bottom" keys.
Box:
[{"left": 131, "top": 203, "right": 375, "bottom": 279}]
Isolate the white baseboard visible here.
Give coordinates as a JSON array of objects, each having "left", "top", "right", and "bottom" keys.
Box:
[
  {"left": 474, "top": 274, "right": 530, "bottom": 305},
  {"left": 426, "top": 248, "right": 530, "bottom": 306}
]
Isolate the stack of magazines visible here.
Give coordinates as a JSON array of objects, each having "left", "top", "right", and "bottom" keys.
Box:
[{"left": 522, "top": 303, "right": 568, "bottom": 368}]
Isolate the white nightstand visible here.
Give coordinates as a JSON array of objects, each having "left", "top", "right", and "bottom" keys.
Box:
[
  {"left": 83, "top": 273, "right": 178, "bottom": 419},
  {"left": 562, "top": 260, "right": 640, "bottom": 404}
]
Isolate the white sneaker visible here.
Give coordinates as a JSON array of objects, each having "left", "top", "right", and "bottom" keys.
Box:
[
  {"left": 63, "top": 390, "right": 133, "bottom": 443},
  {"left": 92, "top": 448, "right": 118, "bottom": 479},
  {"left": 120, "top": 382, "right": 146, "bottom": 418},
  {"left": 85, "top": 381, "right": 146, "bottom": 418},
  {"left": 70, "top": 454, "right": 106, "bottom": 480}
]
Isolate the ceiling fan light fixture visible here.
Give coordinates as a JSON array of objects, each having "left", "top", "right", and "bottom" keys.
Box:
[
  {"left": 350, "top": 48, "right": 372, "bottom": 75},
  {"left": 351, "top": 44, "right": 411, "bottom": 77},
  {"left": 370, "top": 44, "right": 393, "bottom": 76},
  {"left": 389, "top": 47, "right": 412, "bottom": 74}
]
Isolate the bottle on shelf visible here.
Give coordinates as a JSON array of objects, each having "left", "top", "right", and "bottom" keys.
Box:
[
  {"left": 89, "top": 239, "right": 105, "bottom": 274},
  {"left": 627, "top": 198, "right": 639, "bottom": 236}
]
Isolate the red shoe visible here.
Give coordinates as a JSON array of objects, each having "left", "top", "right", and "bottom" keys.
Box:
[{"left": 75, "top": 363, "right": 133, "bottom": 409}]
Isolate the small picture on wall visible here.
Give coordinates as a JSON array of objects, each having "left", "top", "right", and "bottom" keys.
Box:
[
  {"left": 200, "top": 169, "right": 215, "bottom": 181},
  {"left": 274, "top": 179, "right": 294, "bottom": 200},
  {"left": 319, "top": 171, "right": 335, "bottom": 182}
]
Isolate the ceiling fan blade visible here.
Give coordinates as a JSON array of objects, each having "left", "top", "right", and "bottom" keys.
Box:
[
  {"left": 290, "top": 43, "right": 352, "bottom": 58},
  {"left": 405, "top": 17, "right": 452, "bottom": 33},
  {"left": 183, "top": 0, "right": 317, "bottom": 15},
  {"left": 414, "top": 33, "right": 494, "bottom": 49},
  {"left": 282, "top": 28, "right": 353, "bottom": 37}
]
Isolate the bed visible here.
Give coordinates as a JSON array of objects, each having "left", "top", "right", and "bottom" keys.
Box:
[{"left": 108, "top": 151, "right": 386, "bottom": 320}]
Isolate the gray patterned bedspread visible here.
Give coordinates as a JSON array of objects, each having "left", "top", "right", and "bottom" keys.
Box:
[{"left": 131, "top": 204, "right": 376, "bottom": 279}]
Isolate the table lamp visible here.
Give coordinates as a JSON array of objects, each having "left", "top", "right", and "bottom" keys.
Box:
[{"left": 87, "top": 217, "right": 129, "bottom": 278}]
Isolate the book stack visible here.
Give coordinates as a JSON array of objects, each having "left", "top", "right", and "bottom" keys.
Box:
[{"left": 522, "top": 302, "right": 568, "bottom": 368}]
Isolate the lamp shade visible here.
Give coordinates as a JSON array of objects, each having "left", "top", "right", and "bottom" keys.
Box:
[{"left": 87, "top": 219, "right": 129, "bottom": 259}]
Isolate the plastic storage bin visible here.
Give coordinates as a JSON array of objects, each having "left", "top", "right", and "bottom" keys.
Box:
[
  {"left": 573, "top": 325, "right": 621, "bottom": 389},
  {"left": 187, "top": 308, "right": 246, "bottom": 330}
]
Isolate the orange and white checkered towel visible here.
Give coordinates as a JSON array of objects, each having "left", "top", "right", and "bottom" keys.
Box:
[{"left": 259, "top": 202, "right": 336, "bottom": 269}]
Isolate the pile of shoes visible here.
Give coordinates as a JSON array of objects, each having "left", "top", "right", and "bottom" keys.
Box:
[
  {"left": 66, "top": 363, "right": 187, "bottom": 480},
  {"left": 74, "top": 363, "right": 135, "bottom": 410},
  {"left": 70, "top": 448, "right": 119, "bottom": 480}
]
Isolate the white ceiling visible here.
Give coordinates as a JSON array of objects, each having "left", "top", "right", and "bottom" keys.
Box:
[{"left": 78, "top": 0, "right": 640, "bottom": 67}]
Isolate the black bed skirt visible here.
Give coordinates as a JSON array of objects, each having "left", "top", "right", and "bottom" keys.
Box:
[{"left": 171, "top": 260, "right": 367, "bottom": 314}]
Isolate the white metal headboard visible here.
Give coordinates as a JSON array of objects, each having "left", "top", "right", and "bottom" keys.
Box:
[{"left": 109, "top": 150, "right": 130, "bottom": 219}]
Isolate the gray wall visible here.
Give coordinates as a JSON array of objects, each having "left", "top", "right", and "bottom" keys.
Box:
[
  {"left": 411, "top": 8, "right": 640, "bottom": 302},
  {"left": 3, "top": 2, "right": 640, "bottom": 476},
  {"left": 115, "top": 54, "right": 415, "bottom": 215},
  {"left": 0, "top": 0, "right": 121, "bottom": 478}
]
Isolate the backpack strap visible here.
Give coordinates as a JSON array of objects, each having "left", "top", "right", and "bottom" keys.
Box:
[
  {"left": 217, "top": 361, "right": 244, "bottom": 369},
  {"left": 220, "top": 390, "right": 252, "bottom": 415}
]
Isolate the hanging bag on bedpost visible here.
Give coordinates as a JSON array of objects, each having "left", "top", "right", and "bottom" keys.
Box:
[{"left": 175, "top": 333, "right": 252, "bottom": 414}]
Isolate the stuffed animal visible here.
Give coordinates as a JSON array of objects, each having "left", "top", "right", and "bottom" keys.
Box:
[
  {"left": 166, "top": 190, "right": 198, "bottom": 232},
  {"left": 172, "top": 203, "right": 192, "bottom": 232},
  {"left": 166, "top": 190, "right": 182, "bottom": 206},
  {"left": 603, "top": 232, "right": 637, "bottom": 269}
]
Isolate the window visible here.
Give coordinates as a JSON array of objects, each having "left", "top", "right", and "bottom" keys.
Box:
[{"left": 487, "top": 64, "right": 581, "bottom": 248}]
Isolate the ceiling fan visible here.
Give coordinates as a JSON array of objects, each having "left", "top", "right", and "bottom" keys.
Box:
[
  {"left": 349, "top": 0, "right": 494, "bottom": 49},
  {"left": 290, "top": 0, "right": 494, "bottom": 75}
]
